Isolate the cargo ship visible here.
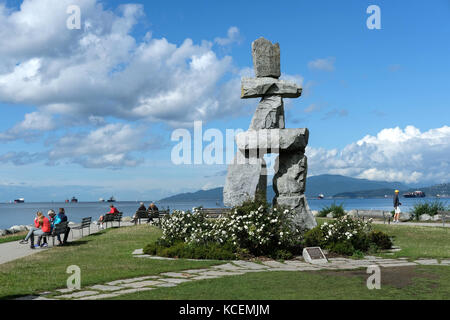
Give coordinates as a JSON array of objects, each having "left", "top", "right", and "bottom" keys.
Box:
[
  {"left": 403, "top": 191, "right": 426, "bottom": 198},
  {"left": 14, "top": 198, "right": 25, "bottom": 203}
]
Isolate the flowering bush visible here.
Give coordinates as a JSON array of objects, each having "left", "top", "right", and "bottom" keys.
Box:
[
  {"left": 304, "top": 216, "right": 392, "bottom": 255},
  {"left": 150, "top": 201, "right": 306, "bottom": 258}
]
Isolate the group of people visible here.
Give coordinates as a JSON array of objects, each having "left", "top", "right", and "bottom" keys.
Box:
[
  {"left": 131, "top": 202, "right": 159, "bottom": 224},
  {"left": 19, "top": 208, "right": 70, "bottom": 249}
]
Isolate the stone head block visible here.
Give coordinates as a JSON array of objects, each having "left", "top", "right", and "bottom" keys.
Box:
[{"left": 252, "top": 37, "right": 281, "bottom": 78}]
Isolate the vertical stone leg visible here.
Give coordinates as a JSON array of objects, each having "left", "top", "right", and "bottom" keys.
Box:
[
  {"left": 273, "top": 152, "right": 316, "bottom": 230},
  {"left": 223, "top": 153, "right": 267, "bottom": 207},
  {"left": 249, "top": 96, "right": 285, "bottom": 130}
]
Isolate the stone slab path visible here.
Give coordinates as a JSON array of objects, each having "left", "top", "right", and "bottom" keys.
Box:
[{"left": 17, "top": 249, "right": 450, "bottom": 300}]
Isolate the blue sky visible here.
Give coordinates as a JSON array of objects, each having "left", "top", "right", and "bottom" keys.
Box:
[{"left": 0, "top": 0, "right": 449, "bottom": 201}]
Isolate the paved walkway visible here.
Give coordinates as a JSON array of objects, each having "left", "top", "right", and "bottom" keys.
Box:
[
  {"left": 17, "top": 249, "right": 450, "bottom": 300},
  {"left": 371, "top": 220, "right": 450, "bottom": 228},
  {"left": 0, "top": 221, "right": 136, "bottom": 265}
]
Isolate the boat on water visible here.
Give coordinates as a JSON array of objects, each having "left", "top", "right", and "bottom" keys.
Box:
[
  {"left": 14, "top": 198, "right": 25, "bottom": 203},
  {"left": 99, "top": 198, "right": 105, "bottom": 202},
  {"left": 403, "top": 190, "right": 426, "bottom": 198},
  {"left": 318, "top": 194, "right": 324, "bottom": 199},
  {"left": 107, "top": 196, "right": 116, "bottom": 202},
  {"left": 71, "top": 197, "right": 78, "bottom": 203}
]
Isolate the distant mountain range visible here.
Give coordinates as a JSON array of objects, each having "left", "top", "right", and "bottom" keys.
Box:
[{"left": 158, "top": 174, "right": 420, "bottom": 202}]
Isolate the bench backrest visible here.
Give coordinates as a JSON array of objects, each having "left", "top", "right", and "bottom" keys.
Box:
[
  {"left": 52, "top": 221, "right": 69, "bottom": 235},
  {"left": 103, "top": 212, "right": 122, "bottom": 222},
  {"left": 81, "top": 217, "right": 92, "bottom": 227},
  {"left": 135, "top": 211, "right": 148, "bottom": 218}
]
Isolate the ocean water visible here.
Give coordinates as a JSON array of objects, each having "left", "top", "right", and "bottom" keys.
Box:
[{"left": 0, "top": 197, "right": 446, "bottom": 229}]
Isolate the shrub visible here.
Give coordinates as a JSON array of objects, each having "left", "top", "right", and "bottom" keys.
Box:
[
  {"left": 412, "top": 200, "right": 448, "bottom": 221},
  {"left": 369, "top": 230, "right": 392, "bottom": 249},
  {"left": 304, "top": 216, "right": 391, "bottom": 255},
  {"left": 149, "top": 200, "right": 307, "bottom": 259},
  {"left": 143, "top": 241, "right": 236, "bottom": 260},
  {"left": 317, "top": 202, "right": 346, "bottom": 218}
]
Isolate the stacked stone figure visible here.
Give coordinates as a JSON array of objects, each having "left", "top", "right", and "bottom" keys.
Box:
[{"left": 223, "top": 37, "right": 316, "bottom": 230}]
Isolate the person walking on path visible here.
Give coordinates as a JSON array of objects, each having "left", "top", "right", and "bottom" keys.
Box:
[
  {"left": 19, "top": 211, "right": 51, "bottom": 249},
  {"left": 393, "top": 189, "right": 402, "bottom": 223}
]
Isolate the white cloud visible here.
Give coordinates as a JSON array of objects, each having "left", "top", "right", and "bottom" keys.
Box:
[
  {"left": 0, "top": 1, "right": 247, "bottom": 128},
  {"left": 306, "top": 125, "right": 450, "bottom": 185},
  {"left": 214, "top": 26, "right": 242, "bottom": 46},
  {"left": 307, "top": 57, "right": 335, "bottom": 72},
  {"left": 0, "top": 111, "right": 54, "bottom": 141}
]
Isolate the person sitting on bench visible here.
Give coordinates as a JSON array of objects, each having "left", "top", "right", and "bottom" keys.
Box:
[
  {"left": 53, "top": 208, "right": 70, "bottom": 246},
  {"left": 97, "top": 204, "right": 119, "bottom": 228},
  {"left": 19, "top": 211, "right": 51, "bottom": 249},
  {"left": 130, "top": 202, "right": 146, "bottom": 224},
  {"left": 147, "top": 202, "right": 159, "bottom": 223}
]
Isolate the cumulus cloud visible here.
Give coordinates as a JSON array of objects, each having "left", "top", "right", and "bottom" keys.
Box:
[
  {"left": 0, "top": 111, "right": 55, "bottom": 141},
  {"left": 214, "top": 26, "right": 242, "bottom": 46},
  {"left": 306, "top": 125, "right": 450, "bottom": 184},
  {"left": 0, "top": 0, "right": 247, "bottom": 128},
  {"left": 307, "top": 57, "right": 335, "bottom": 72}
]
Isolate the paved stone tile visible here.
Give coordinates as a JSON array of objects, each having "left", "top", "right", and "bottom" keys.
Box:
[
  {"left": 160, "top": 272, "right": 195, "bottom": 278},
  {"left": 212, "top": 263, "right": 245, "bottom": 271},
  {"left": 90, "top": 284, "right": 123, "bottom": 291},
  {"left": 160, "top": 278, "right": 192, "bottom": 284},
  {"left": 261, "top": 260, "right": 290, "bottom": 268},
  {"left": 120, "top": 280, "right": 162, "bottom": 288},
  {"left": 414, "top": 259, "right": 439, "bottom": 265},
  {"left": 181, "top": 268, "right": 212, "bottom": 274},
  {"left": 106, "top": 276, "right": 159, "bottom": 286},
  {"left": 56, "top": 288, "right": 76, "bottom": 293},
  {"left": 57, "top": 290, "right": 99, "bottom": 299},
  {"left": 77, "top": 288, "right": 154, "bottom": 300},
  {"left": 379, "top": 262, "right": 417, "bottom": 267},
  {"left": 232, "top": 260, "right": 268, "bottom": 270},
  {"left": 154, "top": 282, "right": 178, "bottom": 288},
  {"left": 135, "top": 255, "right": 175, "bottom": 260},
  {"left": 198, "top": 270, "right": 245, "bottom": 277},
  {"left": 440, "top": 260, "right": 450, "bottom": 265},
  {"left": 132, "top": 248, "right": 144, "bottom": 255},
  {"left": 191, "top": 275, "right": 222, "bottom": 280}
]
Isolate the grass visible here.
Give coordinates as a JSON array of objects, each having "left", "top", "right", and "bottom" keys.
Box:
[
  {"left": 0, "top": 231, "right": 27, "bottom": 244},
  {"left": 0, "top": 221, "right": 449, "bottom": 300},
  {"left": 111, "top": 265, "right": 450, "bottom": 300},
  {"left": 0, "top": 224, "right": 223, "bottom": 300}
]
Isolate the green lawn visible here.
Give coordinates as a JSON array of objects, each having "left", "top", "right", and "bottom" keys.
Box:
[
  {"left": 0, "top": 231, "right": 27, "bottom": 244},
  {"left": 111, "top": 265, "right": 450, "bottom": 300},
  {"left": 0, "top": 222, "right": 449, "bottom": 300},
  {"left": 0, "top": 225, "right": 222, "bottom": 300}
]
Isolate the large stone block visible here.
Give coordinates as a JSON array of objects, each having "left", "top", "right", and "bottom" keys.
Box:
[
  {"left": 236, "top": 128, "right": 309, "bottom": 154},
  {"left": 252, "top": 37, "right": 280, "bottom": 78},
  {"left": 223, "top": 156, "right": 267, "bottom": 207},
  {"left": 241, "top": 77, "right": 302, "bottom": 99},
  {"left": 273, "top": 153, "right": 307, "bottom": 196},
  {"left": 274, "top": 194, "right": 317, "bottom": 230},
  {"left": 249, "top": 96, "right": 285, "bottom": 130}
]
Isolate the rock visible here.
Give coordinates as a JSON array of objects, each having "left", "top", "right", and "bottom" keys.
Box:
[
  {"left": 68, "top": 221, "right": 76, "bottom": 226},
  {"left": 249, "top": 96, "right": 285, "bottom": 130},
  {"left": 252, "top": 37, "right": 280, "bottom": 78},
  {"left": 399, "top": 212, "right": 412, "bottom": 221},
  {"left": 8, "top": 225, "right": 25, "bottom": 234},
  {"left": 432, "top": 214, "right": 441, "bottom": 221},
  {"left": 274, "top": 194, "right": 317, "bottom": 230},
  {"left": 241, "top": 77, "right": 301, "bottom": 99},
  {"left": 347, "top": 210, "right": 357, "bottom": 217},
  {"left": 25, "top": 225, "right": 34, "bottom": 231},
  {"left": 122, "top": 216, "right": 132, "bottom": 222},
  {"left": 419, "top": 214, "right": 431, "bottom": 221},
  {"left": 0, "top": 229, "right": 6, "bottom": 236},
  {"left": 272, "top": 152, "right": 307, "bottom": 195},
  {"left": 223, "top": 155, "right": 267, "bottom": 207},
  {"left": 311, "top": 210, "right": 319, "bottom": 216},
  {"left": 326, "top": 213, "right": 334, "bottom": 218},
  {"left": 236, "top": 128, "right": 309, "bottom": 154}
]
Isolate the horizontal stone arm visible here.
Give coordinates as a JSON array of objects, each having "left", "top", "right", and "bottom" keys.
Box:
[
  {"left": 236, "top": 128, "right": 309, "bottom": 153},
  {"left": 241, "top": 77, "right": 302, "bottom": 99}
]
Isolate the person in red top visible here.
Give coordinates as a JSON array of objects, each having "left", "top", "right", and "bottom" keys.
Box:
[
  {"left": 97, "top": 205, "right": 119, "bottom": 228},
  {"left": 20, "top": 211, "right": 52, "bottom": 249}
]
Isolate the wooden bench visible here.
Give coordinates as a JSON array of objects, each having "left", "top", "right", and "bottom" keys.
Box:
[
  {"left": 148, "top": 210, "right": 170, "bottom": 226},
  {"left": 101, "top": 212, "right": 123, "bottom": 229},
  {"left": 40, "top": 221, "right": 70, "bottom": 246},
  {"left": 437, "top": 211, "right": 450, "bottom": 227},
  {"left": 199, "top": 208, "right": 230, "bottom": 218},
  {"left": 71, "top": 217, "right": 92, "bottom": 238}
]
